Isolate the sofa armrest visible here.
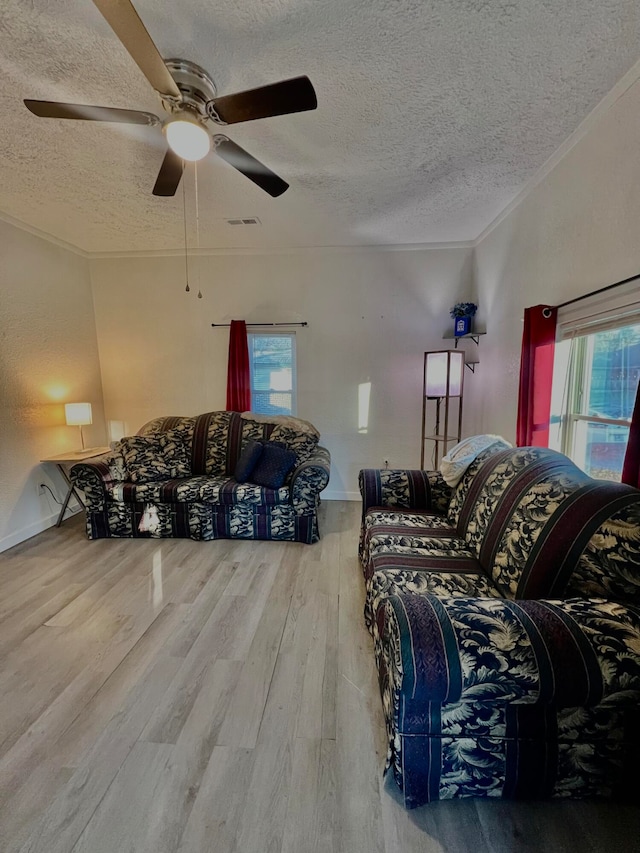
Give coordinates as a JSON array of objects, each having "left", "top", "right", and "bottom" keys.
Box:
[
  {"left": 358, "top": 468, "right": 451, "bottom": 519},
  {"left": 290, "top": 445, "right": 331, "bottom": 514},
  {"left": 379, "top": 594, "right": 640, "bottom": 713},
  {"left": 70, "top": 456, "right": 116, "bottom": 511}
]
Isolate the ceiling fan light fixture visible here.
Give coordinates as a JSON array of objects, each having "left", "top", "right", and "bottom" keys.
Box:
[
  {"left": 165, "top": 118, "right": 210, "bottom": 161},
  {"left": 27, "top": 2, "right": 318, "bottom": 197}
]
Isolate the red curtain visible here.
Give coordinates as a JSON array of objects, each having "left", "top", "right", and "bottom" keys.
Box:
[
  {"left": 622, "top": 381, "right": 640, "bottom": 487},
  {"left": 226, "top": 320, "right": 251, "bottom": 412},
  {"left": 516, "top": 305, "right": 558, "bottom": 447}
]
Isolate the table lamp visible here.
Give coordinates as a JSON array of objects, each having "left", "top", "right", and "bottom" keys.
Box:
[{"left": 65, "top": 402, "right": 92, "bottom": 450}]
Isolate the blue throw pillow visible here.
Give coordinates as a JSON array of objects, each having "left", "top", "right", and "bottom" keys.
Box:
[
  {"left": 235, "top": 440, "right": 264, "bottom": 483},
  {"left": 250, "top": 442, "right": 296, "bottom": 489}
]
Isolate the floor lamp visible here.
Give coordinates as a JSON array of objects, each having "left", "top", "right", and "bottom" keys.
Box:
[{"left": 421, "top": 351, "right": 465, "bottom": 468}]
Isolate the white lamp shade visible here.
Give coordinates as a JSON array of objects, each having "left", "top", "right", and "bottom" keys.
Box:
[
  {"left": 425, "top": 351, "right": 464, "bottom": 397},
  {"left": 165, "top": 119, "right": 210, "bottom": 161},
  {"left": 65, "top": 402, "right": 93, "bottom": 426}
]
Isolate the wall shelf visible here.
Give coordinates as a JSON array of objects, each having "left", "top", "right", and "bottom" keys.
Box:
[
  {"left": 442, "top": 330, "right": 486, "bottom": 369},
  {"left": 442, "top": 330, "right": 486, "bottom": 346}
]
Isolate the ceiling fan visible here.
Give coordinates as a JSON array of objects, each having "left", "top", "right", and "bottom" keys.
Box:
[{"left": 23, "top": 0, "right": 317, "bottom": 198}]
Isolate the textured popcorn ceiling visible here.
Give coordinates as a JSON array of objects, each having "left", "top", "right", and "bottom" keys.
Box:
[{"left": 0, "top": 0, "right": 639, "bottom": 253}]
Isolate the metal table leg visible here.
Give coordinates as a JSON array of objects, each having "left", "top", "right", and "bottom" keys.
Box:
[{"left": 55, "top": 463, "right": 85, "bottom": 527}]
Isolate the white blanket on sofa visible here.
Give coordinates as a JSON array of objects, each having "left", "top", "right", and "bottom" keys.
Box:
[{"left": 440, "top": 434, "right": 512, "bottom": 487}]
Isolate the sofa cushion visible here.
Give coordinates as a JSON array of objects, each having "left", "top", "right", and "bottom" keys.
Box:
[
  {"left": 361, "top": 508, "right": 459, "bottom": 569},
  {"left": 446, "top": 440, "right": 512, "bottom": 529},
  {"left": 109, "top": 476, "right": 209, "bottom": 503},
  {"left": 137, "top": 412, "right": 239, "bottom": 476},
  {"left": 363, "top": 508, "right": 456, "bottom": 531},
  {"left": 365, "top": 552, "right": 501, "bottom": 632},
  {"left": 269, "top": 423, "right": 319, "bottom": 466},
  {"left": 109, "top": 475, "right": 290, "bottom": 506},
  {"left": 234, "top": 439, "right": 263, "bottom": 483},
  {"left": 521, "top": 481, "right": 640, "bottom": 600},
  {"left": 200, "top": 478, "right": 291, "bottom": 506},
  {"left": 365, "top": 531, "right": 473, "bottom": 576},
  {"left": 117, "top": 430, "right": 191, "bottom": 483},
  {"left": 250, "top": 442, "right": 296, "bottom": 489},
  {"left": 368, "top": 556, "right": 499, "bottom": 598},
  {"left": 454, "top": 448, "right": 640, "bottom": 600},
  {"left": 566, "top": 501, "right": 640, "bottom": 603}
]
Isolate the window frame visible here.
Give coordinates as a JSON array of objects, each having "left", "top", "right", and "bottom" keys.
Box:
[
  {"left": 552, "top": 323, "right": 640, "bottom": 480},
  {"left": 247, "top": 331, "right": 297, "bottom": 417}
]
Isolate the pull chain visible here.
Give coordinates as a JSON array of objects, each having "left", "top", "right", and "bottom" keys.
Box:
[
  {"left": 195, "top": 161, "right": 202, "bottom": 298},
  {"left": 182, "top": 172, "right": 190, "bottom": 292}
]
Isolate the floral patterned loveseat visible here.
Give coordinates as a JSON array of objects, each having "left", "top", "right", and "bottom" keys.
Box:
[
  {"left": 359, "top": 441, "right": 640, "bottom": 807},
  {"left": 71, "top": 411, "right": 330, "bottom": 543}
]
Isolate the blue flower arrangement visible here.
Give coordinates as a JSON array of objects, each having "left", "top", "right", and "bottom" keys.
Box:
[{"left": 449, "top": 302, "right": 478, "bottom": 319}]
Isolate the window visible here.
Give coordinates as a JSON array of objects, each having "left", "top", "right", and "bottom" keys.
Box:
[
  {"left": 550, "top": 323, "right": 640, "bottom": 480},
  {"left": 248, "top": 333, "right": 297, "bottom": 416}
]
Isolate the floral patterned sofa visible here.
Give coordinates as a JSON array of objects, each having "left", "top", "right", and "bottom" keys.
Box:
[
  {"left": 359, "top": 441, "right": 640, "bottom": 807},
  {"left": 71, "top": 411, "right": 330, "bottom": 543}
]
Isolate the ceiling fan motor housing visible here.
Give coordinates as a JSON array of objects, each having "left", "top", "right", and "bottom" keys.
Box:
[{"left": 162, "top": 59, "right": 218, "bottom": 121}]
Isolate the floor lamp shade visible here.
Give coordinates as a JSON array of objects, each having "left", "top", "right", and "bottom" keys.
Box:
[
  {"left": 421, "top": 351, "right": 465, "bottom": 469},
  {"left": 65, "top": 402, "right": 92, "bottom": 450},
  {"left": 424, "top": 351, "right": 464, "bottom": 397}
]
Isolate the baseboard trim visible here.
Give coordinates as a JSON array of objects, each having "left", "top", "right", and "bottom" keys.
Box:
[
  {"left": 322, "top": 490, "right": 361, "bottom": 502},
  {"left": 0, "top": 509, "right": 81, "bottom": 553}
]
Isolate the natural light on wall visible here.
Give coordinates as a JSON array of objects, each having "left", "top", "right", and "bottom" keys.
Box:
[
  {"left": 358, "top": 382, "right": 371, "bottom": 433},
  {"left": 108, "top": 420, "right": 127, "bottom": 443}
]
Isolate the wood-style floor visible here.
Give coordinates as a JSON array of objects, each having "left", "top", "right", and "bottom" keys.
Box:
[{"left": 1, "top": 501, "right": 639, "bottom": 852}]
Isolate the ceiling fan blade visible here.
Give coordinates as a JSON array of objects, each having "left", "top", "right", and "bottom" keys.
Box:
[
  {"left": 24, "top": 99, "right": 160, "bottom": 125},
  {"left": 92, "top": 0, "right": 181, "bottom": 100},
  {"left": 207, "top": 76, "right": 317, "bottom": 125},
  {"left": 152, "top": 148, "right": 184, "bottom": 196},
  {"left": 213, "top": 136, "right": 289, "bottom": 197}
]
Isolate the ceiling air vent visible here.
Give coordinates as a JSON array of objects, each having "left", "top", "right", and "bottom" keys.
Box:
[{"left": 226, "top": 217, "right": 261, "bottom": 226}]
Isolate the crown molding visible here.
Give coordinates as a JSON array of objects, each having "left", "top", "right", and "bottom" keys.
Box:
[
  {"left": 0, "top": 209, "right": 89, "bottom": 258},
  {"left": 88, "top": 240, "right": 474, "bottom": 259},
  {"left": 0, "top": 207, "right": 474, "bottom": 256},
  {"left": 473, "top": 55, "right": 640, "bottom": 247}
]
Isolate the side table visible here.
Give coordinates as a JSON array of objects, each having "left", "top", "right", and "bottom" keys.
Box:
[{"left": 40, "top": 447, "right": 111, "bottom": 527}]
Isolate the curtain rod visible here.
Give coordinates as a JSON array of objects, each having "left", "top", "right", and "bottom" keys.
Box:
[
  {"left": 556, "top": 272, "right": 640, "bottom": 310},
  {"left": 211, "top": 322, "right": 308, "bottom": 328}
]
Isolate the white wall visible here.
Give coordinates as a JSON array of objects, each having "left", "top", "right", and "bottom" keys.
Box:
[
  {"left": 90, "top": 246, "right": 474, "bottom": 498},
  {"left": 0, "top": 220, "right": 106, "bottom": 551},
  {"left": 472, "top": 75, "right": 640, "bottom": 443}
]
